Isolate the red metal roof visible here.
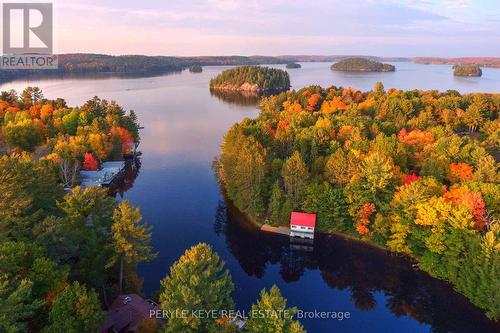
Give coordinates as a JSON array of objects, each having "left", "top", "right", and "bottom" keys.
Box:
[{"left": 290, "top": 212, "right": 316, "bottom": 228}]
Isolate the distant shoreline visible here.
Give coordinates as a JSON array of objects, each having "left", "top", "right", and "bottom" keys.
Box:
[{"left": 1, "top": 53, "right": 499, "bottom": 84}]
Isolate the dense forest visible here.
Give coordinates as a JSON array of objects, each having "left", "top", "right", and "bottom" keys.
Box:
[
  {"left": 0, "top": 87, "right": 306, "bottom": 332},
  {"left": 453, "top": 64, "right": 482, "bottom": 77},
  {"left": 218, "top": 83, "right": 499, "bottom": 320},
  {"left": 0, "top": 88, "right": 155, "bottom": 331},
  {"left": 189, "top": 64, "right": 203, "bottom": 73},
  {"left": 286, "top": 63, "right": 302, "bottom": 69},
  {"left": 331, "top": 58, "right": 396, "bottom": 72},
  {"left": 210, "top": 66, "right": 291, "bottom": 93}
]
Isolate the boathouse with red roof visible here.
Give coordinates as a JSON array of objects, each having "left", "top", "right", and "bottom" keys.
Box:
[{"left": 290, "top": 212, "right": 316, "bottom": 239}]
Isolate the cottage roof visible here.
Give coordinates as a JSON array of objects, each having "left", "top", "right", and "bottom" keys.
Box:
[{"left": 290, "top": 212, "right": 316, "bottom": 228}]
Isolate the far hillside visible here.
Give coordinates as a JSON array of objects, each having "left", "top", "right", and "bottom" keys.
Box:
[
  {"left": 209, "top": 66, "right": 290, "bottom": 93},
  {"left": 331, "top": 57, "right": 396, "bottom": 72}
]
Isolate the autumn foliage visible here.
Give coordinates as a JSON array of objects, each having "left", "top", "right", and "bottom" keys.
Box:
[
  {"left": 82, "top": 152, "right": 99, "bottom": 171},
  {"left": 444, "top": 187, "right": 486, "bottom": 230},
  {"left": 402, "top": 173, "right": 421, "bottom": 185},
  {"left": 398, "top": 129, "right": 434, "bottom": 149},
  {"left": 448, "top": 162, "right": 473, "bottom": 183},
  {"left": 306, "top": 93, "right": 321, "bottom": 112},
  {"left": 110, "top": 126, "right": 134, "bottom": 154},
  {"left": 356, "top": 203, "right": 376, "bottom": 235}
]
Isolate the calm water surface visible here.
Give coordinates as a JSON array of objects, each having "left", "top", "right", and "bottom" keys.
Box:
[{"left": 1, "top": 62, "right": 499, "bottom": 332}]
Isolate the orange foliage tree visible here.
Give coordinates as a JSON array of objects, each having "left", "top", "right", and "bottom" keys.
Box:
[
  {"left": 306, "top": 93, "right": 321, "bottom": 112},
  {"left": 355, "top": 203, "right": 376, "bottom": 235},
  {"left": 110, "top": 126, "right": 134, "bottom": 154},
  {"left": 444, "top": 187, "right": 486, "bottom": 230},
  {"left": 398, "top": 129, "right": 435, "bottom": 149},
  {"left": 448, "top": 162, "right": 473, "bottom": 183},
  {"left": 320, "top": 96, "right": 347, "bottom": 114}
]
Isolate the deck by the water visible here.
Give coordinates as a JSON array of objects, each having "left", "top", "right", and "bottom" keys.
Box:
[
  {"left": 260, "top": 224, "right": 290, "bottom": 236},
  {"left": 80, "top": 161, "right": 126, "bottom": 188}
]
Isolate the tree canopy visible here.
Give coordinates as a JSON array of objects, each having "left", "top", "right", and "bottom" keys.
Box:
[
  {"left": 453, "top": 64, "right": 482, "bottom": 77},
  {"left": 210, "top": 66, "right": 290, "bottom": 92},
  {"left": 218, "top": 83, "right": 499, "bottom": 319},
  {"left": 331, "top": 58, "right": 396, "bottom": 72}
]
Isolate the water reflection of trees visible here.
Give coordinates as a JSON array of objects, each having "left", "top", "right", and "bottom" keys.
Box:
[
  {"left": 107, "top": 158, "right": 141, "bottom": 198},
  {"left": 214, "top": 200, "right": 499, "bottom": 333},
  {"left": 209, "top": 88, "right": 261, "bottom": 106}
]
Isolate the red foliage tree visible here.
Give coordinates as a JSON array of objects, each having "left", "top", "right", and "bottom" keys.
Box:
[
  {"left": 82, "top": 152, "right": 99, "bottom": 171},
  {"left": 402, "top": 173, "right": 421, "bottom": 185}
]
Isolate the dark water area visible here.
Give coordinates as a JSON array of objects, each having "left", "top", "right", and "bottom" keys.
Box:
[{"left": 1, "top": 62, "right": 499, "bottom": 332}]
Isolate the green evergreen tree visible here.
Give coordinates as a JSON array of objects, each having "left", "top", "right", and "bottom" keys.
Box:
[
  {"left": 268, "top": 181, "right": 284, "bottom": 225},
  {"left": 0, "top": 276, "right": 43, "bottom": 333},
  {"left": 107, "top": 200, "right": 156, "bottom": 293},
  {"left": 0, "top": 154, "right": 64, "bottom": 242},
  {"left": 245, "top": 285, "right": 305, "bottom": 333},
  {"left": 281, "top": 151, "right": 308, "bottom": 210},
  {"left": 45, "top": 282, "right": 103, "bottom": 333},
  {"left": 159, "top": 243, "right": 234, "bottom": 333}
]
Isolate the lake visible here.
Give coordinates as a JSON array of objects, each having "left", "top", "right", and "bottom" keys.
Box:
[{"left": 1, "top": 62, "right": 499, "bottom": 332}]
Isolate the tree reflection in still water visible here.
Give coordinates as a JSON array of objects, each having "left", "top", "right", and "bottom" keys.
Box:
[{"left": 214, "top": 200, "right": 499, "bottom": 333}]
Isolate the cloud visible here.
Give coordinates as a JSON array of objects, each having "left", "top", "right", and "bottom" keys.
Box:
[{"left": 52, "top": 0, "right": 500, "bottom": 56}]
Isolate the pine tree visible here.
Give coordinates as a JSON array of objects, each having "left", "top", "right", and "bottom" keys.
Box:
[
  {"left": 0, "top": 276, "right": 43, "bottom": 333},
  {"left": 268, "top": 181, "right": 284, "bottom": 225},
  {"left": 107, "top": 200, "right": 156, "bottom": 293},
  {"left": 245, "top": 285, "right": 305, "bottom": 333},
  {"left": 281, "top": 151, "right": 308, "bottom": 210},
  {"left": 159, "top": 243, "right": 234, "bottom": 333}
]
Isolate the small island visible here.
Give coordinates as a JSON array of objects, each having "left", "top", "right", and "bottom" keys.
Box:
[
  {"left": 331, "top": 57, "right": 396, "bottom": 72},
  {"left": 189, "top": 64, "right": 203, "bottom": 73},
  {"left": 453, "top": 64, "right": 482, "bottom": 77},
  {"left": 286, "top": 62, "right": 301, "bottom": 69},
  {"left": 209, "top": 66, "right": 290, "bottom": 94}
]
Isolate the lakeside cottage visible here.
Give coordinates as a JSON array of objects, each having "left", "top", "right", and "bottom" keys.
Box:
[
  {"left": 290, "top": 212, "right": 316, "bottom": 239},
  {"left": 100, "top": 294, "right": 164, "bottom": 333}
]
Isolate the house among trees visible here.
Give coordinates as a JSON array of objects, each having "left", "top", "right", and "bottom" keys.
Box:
[
  {"left": 100, "top": 294, "right": 164, "bottom": 333},
  {"left": 289, "top": 212, "right": 316, "bottom": 239}
]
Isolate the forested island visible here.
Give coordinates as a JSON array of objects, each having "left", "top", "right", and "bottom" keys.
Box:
[
  {"left": 189, "top": 64, "right": 203, "bottom": 73},
  {"left": 218, "top": 83, "right": 499, "bottom": 320},
  {"left": 331, "top": 58, "right": 396, "bottom": 72},
  {"left": 453, "top": 64, "right": 482, "bottom": 77},
  {"left": 0, "top": 87, "right": 307, "bottom": 332},
  {"left": 286, "top": 63, "right": 302, "bottom": 69},
  {"left": 210, "top": 66, "right": 291, "bottom": 93}
]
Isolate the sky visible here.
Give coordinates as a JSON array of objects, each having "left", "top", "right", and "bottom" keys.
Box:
[{"left": 39, "top": 0, "right": 500, "bottom": 56}]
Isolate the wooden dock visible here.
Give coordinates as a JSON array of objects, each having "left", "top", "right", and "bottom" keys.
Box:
[{"left": 260, "top": 224, "right": 290, "bottom": 236}]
